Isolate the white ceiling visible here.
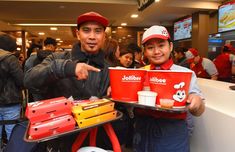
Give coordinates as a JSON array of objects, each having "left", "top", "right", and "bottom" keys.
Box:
[{"left": 0, "top": 0, "right": 223, "bottom": 45}]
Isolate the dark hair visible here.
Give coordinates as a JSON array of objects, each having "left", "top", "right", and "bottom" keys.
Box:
[
  {"left": 119, "top": 45, "right": 134, "bottom": 56},
  {"left": 44, "top": 37, "right": 56, "bottom": 46},
  {"left": 174, "top": 47, "right": 187, "bottom": 54},
  {"left": 103, "top": 38, "right": 119, "bottom": 66},
  {"left": 127, "top": 43, "right": 142, "bottom": 53},
  {"left": 223, "top": 46, "right": 231, "bottom": 53},
  {"left": 0, "top": 33, "right": 17, "bottom": 52}
]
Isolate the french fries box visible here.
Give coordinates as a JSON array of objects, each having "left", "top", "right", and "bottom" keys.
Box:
[
  {"left": 75, "top": 110, "right": 117, "bottom": 128},
  {"left": 28, "top": 115, "right": 76, "bottom": 140},
  {"left": 148, "top": 70, "right": 192, "bottom": 109},
  {"left": 25, "top": 97, "right": 72, "bottom": 123},
  {"left": 109, "top": 67, "right": 146, "bottom": 102},
  {"left": 72, "top": 99, "right": 115, "bottom": 120}
]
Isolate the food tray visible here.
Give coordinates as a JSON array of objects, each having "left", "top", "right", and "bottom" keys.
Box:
[
  {"left": 24, "top": 111, "right": 123, "bottom": 143},
  {"left": 110, "top": 99, "right": 187, "bottom": 113}
]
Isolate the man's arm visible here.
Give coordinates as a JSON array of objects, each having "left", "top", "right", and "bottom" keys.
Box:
[{"left": 24, "top": 52, "right": 75, "bottom": 89}]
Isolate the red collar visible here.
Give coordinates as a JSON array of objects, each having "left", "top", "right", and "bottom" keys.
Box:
[{"left": 150, "top": 59, "right": 173, "bottom": 70}]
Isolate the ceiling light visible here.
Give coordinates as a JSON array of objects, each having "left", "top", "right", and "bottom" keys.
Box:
[
  {"left": 112, "top": 31, "right": 116, "bottom": 33},
  {"left": 59, "top": 40, "right": 63, "bottom": 43},
  {"left": 38, "top": 32, "right": 45, "bottom": 35},
  {"left": 50, "top": 27, "right": 58, "bottom": 30},
  {"left": 131, "top": 14, "right": 138, "bottom": 18},
  {"left": 121, "top": 23, "right": 127, "bottom": 26},
  {"left": 155, "top": 0, "right": 160, "bottom": 2},
  {"left": 56, "top": 38, "right": 61, "bottom": 41},
  {"left": 117, "top": 26, "right": 123, "bottom": 29},
  {"left": 14, "top": 23, "right": 77, "bottom": 27}
]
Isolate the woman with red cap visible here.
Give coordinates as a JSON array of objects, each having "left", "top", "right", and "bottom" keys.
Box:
[{"left": 133, "top": 25, "right": 205, "bottom": 152}]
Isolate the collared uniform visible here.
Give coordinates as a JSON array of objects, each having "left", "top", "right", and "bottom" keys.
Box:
[
  {"left": 133, "top": 59, "right": 202, "bottom": 152},
  {"left": 190, "top": 57, "right": 218, "bottom": 79},
  {"left": 214, "top": 53, "right": 235, "bottom": 82}
]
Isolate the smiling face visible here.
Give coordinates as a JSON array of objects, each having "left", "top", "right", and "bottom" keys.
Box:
[
  {"left": 76, "top": 21, "right": 105, "bottom": 53},
  {"left": 144, "top": 38, "right": 173, "bottom": 65}
]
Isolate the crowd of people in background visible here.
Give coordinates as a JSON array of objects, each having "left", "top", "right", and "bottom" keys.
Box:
[{"left": 0, "top": 10, "right": 235, "bottom": 152}]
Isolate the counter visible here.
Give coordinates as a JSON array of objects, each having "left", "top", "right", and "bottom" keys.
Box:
[{"left": 190, "top": 78, "right": 235, "bottom": 152}]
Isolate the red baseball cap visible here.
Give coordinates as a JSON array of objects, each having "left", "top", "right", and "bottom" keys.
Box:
[
  {"left": 185, "top": 48, "right": 199, "bottom": 63},
  {"left": 142, "top": 25, "right": 171, "bottom": 44},
  {"left": 77, "top": 12, "right": 109, "bottom": 28}
]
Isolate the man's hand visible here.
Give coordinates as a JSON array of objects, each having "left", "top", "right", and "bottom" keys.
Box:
[
  {"left": 75, "top": 63, "right": 100, "bottom": 80},
  {"left": 187, "top": 94, "right": 205, "bottom": 116}
]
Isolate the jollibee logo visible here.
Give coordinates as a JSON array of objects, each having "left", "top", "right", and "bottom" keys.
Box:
[
  {"left": 150, "top": 77, "right": 166, "bottom": 85},
  {"left": 122, "top": 75, "right": 141, "bottom": 82},
  {"left": 173, "top": 82, "right": 186, "bottom": 102}
]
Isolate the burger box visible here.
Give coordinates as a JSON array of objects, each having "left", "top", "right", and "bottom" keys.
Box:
[
  {"left": 72, "top": 98, "right": 115, "bottom": 120},
  {"left": 75, "top": 110, "right": 117, "bottom": 128},
  {"left": 25, "top": 97, "right": 72, "bottom": 123},
  {"left": 28, "top": 115, "right": 76, "bottom": 140}
]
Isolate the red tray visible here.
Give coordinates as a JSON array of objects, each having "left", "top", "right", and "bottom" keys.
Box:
[{"left": 24, "top": 111, "right": 123, "bottom": 143}]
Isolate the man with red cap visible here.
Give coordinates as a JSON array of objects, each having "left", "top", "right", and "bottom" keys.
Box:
[
  {"left": 24, "top": 12, "right": 110, "bottom": 151},
  {"left": 185, "top": 48, "right": 218, "bottom": 80},
  {"left": 213, "top": 44, "right": 235, "bottom": 82},
  {"left": 133, "top": 25, "right": 205, "bottom": 152}
]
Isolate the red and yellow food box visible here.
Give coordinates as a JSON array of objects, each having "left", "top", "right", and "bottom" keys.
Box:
[
  {"left": 75, "top": 110, "right": 117, "bottom": 128},
  {"left": 72, "top": 98, "right": 114, "bottom": 120}
]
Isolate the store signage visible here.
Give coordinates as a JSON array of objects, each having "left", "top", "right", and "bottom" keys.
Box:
[{"left": 137, "top": 0, "right": 155, "bottom": 11}]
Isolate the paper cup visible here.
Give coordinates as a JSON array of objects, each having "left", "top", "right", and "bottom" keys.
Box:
[{"left": 137, "top": 91, "right": 157, "bottom": 107}]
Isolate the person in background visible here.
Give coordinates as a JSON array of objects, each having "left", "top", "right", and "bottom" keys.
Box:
[
  {"left": 173, "top": 47, "right": 190, "bottom": 69},
  {"left": 118, "top": 45, "right": 134, "bottom": 68},
  {"left": 24, "top": 37, "right": 57, "bottom": 102},
  {"left": 185, "top": 48, "right": 218, "bottom": 80},
  {"left": 24, "top": 11, "right": 110, "bottom": 151},
  {"left": 24, "top": 37, "right": 57, "bottom": 72},
  {"left": 213, "top": 44, "right": 235, "bottom": 82},
  {"left": 102, "top": 38, "right": 120, "bottom": 67},
  {"left": 0, "top": 33, "right": 24, "bottom": 148},
  {"left": 128, "top": 43, "right": 145, "bottom": 68},
  {"left": 133, "top": 25, "right": 205, "bottom": 152}
]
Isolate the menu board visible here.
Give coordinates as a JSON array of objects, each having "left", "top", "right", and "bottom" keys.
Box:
[
  {"left": 218, "top": 1, "right": 235, "bottom": 32},
  {"left": 174, "top": 17, "right": 192, "bottom": 41}
]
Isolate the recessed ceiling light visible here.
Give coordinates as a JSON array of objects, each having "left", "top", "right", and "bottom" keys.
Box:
[
  {"left": 59, "top": 40, "right": 63, "bottom": 43},
  {"left": 38, "top": 32, "right": 45, "bottom": 35},
  {"left": 155, "top": 0, "right": 160, "bottom": 2},
  {"left": 112, "top": 31, "right": 116, "bottom": 33},
  {"left": 56, "top": 38, "right": 61, "bottom": 41},
  {"left": 131, "top": 14, "right": 138, "bottom": 18},
  {"left": 50, "top": 27, "right": 58, "bottom": 30},
  {"left": 117, "top": 26, "right": 123, "bottom": 29},
  {"left": 121, "top": 23, "right": 127, "bottom": 26}
]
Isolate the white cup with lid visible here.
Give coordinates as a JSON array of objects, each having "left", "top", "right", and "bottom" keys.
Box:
[{"left": 137, "top": 91, "right": 157, "bottom": 107}]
